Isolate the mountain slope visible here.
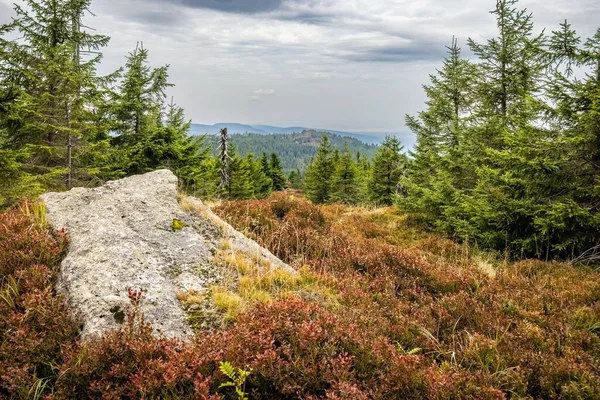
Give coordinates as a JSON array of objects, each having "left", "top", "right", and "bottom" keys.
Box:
[
  {"left": 205, "top": 130, "right": 378, "bottom": 173},
  {"left": 190, "top": 123, "right": 385, "bottom": 144}
]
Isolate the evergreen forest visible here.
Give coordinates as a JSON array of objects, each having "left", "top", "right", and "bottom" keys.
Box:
[{"left": 1, "top": 0, "right": 600, "bottom": 258}]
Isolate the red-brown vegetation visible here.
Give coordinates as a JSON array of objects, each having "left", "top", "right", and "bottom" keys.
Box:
[{"left": 1, "top": 195, "right": 599, "bottom": 399}]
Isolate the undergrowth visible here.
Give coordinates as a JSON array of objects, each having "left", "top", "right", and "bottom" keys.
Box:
[{"left": 1, "top": 194, "right": 599, "bottom": 399}]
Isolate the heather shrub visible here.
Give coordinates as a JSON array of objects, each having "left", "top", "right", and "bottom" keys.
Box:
[
  {"left": 0, "top": 203, "right": 78, "bottom": 399},
  {"left": 2, "top": 194, "right": 600, "bottom": 398},
  {"left": 197, "top": 298, "right": 429, "bottom": 399},
  {"left": 214, "top": 193, "right": 600, "bottom": 398},
  {"left": 52, "top": 297, "right": 220, "bottom": 399}
]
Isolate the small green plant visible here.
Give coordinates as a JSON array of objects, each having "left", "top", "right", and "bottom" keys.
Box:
[
  {"left": 218, "top": 361, "right": 252, "bottom": 400},
  {"left": 23, "top": 201, "right": 47, "bottom": 228},
  {"left": 0, "top": 276, "right": 19, "bottom": 309},
  {"left": 172, "top": 218, "right": 186, "bottom": 231}
]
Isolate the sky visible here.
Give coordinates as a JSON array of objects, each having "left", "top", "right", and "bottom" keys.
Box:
[{"left": 1, "top": 0, "right": 599, "bottom": 146}]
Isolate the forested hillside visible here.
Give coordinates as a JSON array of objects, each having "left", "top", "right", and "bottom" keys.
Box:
[
  {"left": 190, "top": 123, "right": 385, "bottom": 144},
  {"left": 209, "top": 130, "right": 379, "bottom": 172}
]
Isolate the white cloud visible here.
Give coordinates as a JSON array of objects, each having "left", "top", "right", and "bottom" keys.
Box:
[
  {"left": 2, "top": 0, "right": 600, "bottom": 147},
  {"left": 251, "top": 88, "right": 276, "bottom": 100}
]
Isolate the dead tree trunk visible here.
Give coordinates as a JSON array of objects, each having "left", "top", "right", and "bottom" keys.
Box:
[{"left": 218, "top": 128, "right": 230, "bottom": 193}]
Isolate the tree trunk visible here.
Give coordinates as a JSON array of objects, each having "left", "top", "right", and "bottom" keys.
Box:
[
  {"left": 67, "top": 133, "right": 72, "bottom": 188},
  {"left": 218, "top": 128, "right": 229, "bottom": 191}
]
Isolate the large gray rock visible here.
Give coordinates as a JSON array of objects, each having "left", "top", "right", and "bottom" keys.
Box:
[{"left": 41, "top": 169, "right": 292, "bottom": 340}]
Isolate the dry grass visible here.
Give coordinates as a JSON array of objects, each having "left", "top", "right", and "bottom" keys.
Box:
[{"left": 206, "top": 246, "right": 338, "bottom": 323}]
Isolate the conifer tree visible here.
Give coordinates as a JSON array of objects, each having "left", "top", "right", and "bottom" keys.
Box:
[
  {"left": 0, "top": 0, "right": 110, "bottom": 204},
  {"left": 246, "top": 152, "right": 272, "bottom": 198},
  {"left": 269, "top": 153, "right": 287, "bottom": 191},
  {"left": 260, "top": 153, "right": 272, "bottom": 181},
  {"left": 288, "top": 169, "right": 303, "bottom": 189},
  {"left": 192, "top": 157, "right": 220, "bottom": 199},
  {"left": 448, "top": 0, "right": 554, "bottom": 254},
  {"left": 369, "top": 136, "right": 405, "bottom": 206},
  {"left": 122, "top": 99, "right": 209, "bottom": 187},
  {"left": 531, "top": 24, "right": 600, "bottom": 256},
  {"left": 304, "top": 136, "right": 334, "bottom": 204},
  {"left": 467, "top": 0, "right": 546, "bottom": 124},
  {"left": 399, "top": 0, "right": 600, "bottom": 257},
  {"left": 355, "top": 152, "right": 371, "bottom": 203},
  {"left": 331, "top": 147, "right": 360, "bottom": 204},
  {"left": 224, "top": 151, "right": 253, "bottom": 200},
  {"left": 112, "top": 43, "right": 171, "bottom": 140},
  {"left": 399, "top": 37, "right": 478, "bottom": 221}
]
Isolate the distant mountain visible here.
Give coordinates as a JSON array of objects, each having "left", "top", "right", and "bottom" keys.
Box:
[
  {"left": 190, "top": 123, "right": 387, "bottom": 145},
  {"left": 204, "top": 130, "right": 379, "bottom": 173},
  {"left": 190, "top": 123, "right": 269, "bottom": 136}
]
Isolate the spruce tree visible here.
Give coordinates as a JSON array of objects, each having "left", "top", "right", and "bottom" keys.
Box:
[
  {"left": 192, "top": 157, "right": 220, "bottom": 199},
  {"left": 269, "top": 153, "right": 287, "bottom": 191},
  {"left": 399, "top": 37, "right": 478, "bottom": 222},
  {"left": 122, "top": 99, "right": 209, "bottom": 186},
  {"left": 369, "top": 136, "right": 405, "bottom": 206},
  {"left": 288, "top": 169, "right": 303, "bottom": 189},
  {"left": 0, "top": 0, "right": 110, "bottom": 204},
  {"left": 355, "top": 152, "right": 371, "bottom": 203},
  {"left": 467, "top": 0, "right": 546, "bottom": 127},
  {"left": 112, "top": 43, "right": 171, "bottom": 140},
  {"left": 399, "top": 0, "right": 600, "bottom": 257},
  {"left": 224, "top": 151, "right": 253, "bottom": 200},
  {"left": 246, "top": 152, "right": 272, "bottom": 198},
  {"left": 331, "top": 147, "right": 360, "bottom": 205},
  {"left": 260, "top": 153, "right": 272, "bottom": 180},
  {"left": 449, "top": 0, "right": 553, "bottom": 254},
  {"left": 304, "top": 136, "right": 334, "bottom": 204},
  {"left": 531, "top": 25, "right": 600, "bottom": 256}
]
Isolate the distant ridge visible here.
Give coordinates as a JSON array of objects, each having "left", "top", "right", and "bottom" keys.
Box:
[
  {"left": 189, "top": 123, "right": 390, "bottom": 145},
  {"left": 207, "top": 130, "right": 379, "bottom": 173}
]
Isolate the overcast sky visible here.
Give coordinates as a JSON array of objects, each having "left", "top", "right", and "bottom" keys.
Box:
[{"left": 1, "top": 0, "right": 599, "bottom": 145}]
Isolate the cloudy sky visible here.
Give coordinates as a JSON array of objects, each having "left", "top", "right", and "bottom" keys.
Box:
[{"left": 1, "top": 0, "right": 599, "bottom": 145}]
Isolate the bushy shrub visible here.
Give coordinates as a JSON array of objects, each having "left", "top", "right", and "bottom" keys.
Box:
[
  {"left": 2, "top": 195, "right": 600, "bottom": 398},
  {"left": 0, "top": 203, "right": 78, "bottom": 399},
  {"left": 215, "top": 193, "right": 600, "bottom": 399}
]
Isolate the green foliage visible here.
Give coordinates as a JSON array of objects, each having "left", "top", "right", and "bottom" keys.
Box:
[
  {"left": 303, "top": 135, "right": 335, "bottom": 204},
  {"left": 369, "top": 136, "right": 406, "bottom": 206},
  {"left": 330, "top": 147, "right": 361, "bottom": 205},
  {"left": 400, "top": 0, "right": 600, "bottom": 258},
  {"left": 248, "top": 153, "right": 272, "bottom": 198},
  {"left": 287, "top": 169, "right": 303, "bottom": 189},
  {"left": 222, "top": 152, "right": 254, "bottom": 200},
  {"left": 225, "top": 130, "right": 378, "bottom": 173},
  {"left": 112, "top": 43, "right": 172, "bottom": 138},
  {"left": 218, "top": 361, "right": 251, "bottom": 400},
  {"left": 268, "top": 153, "right": 287, "bottom": 191},
  {"left": 0, "top": 1, "right": 216, "bottom": 205},
  {"left": 0, "top": 0, "right": 112, "bottom": 203}
]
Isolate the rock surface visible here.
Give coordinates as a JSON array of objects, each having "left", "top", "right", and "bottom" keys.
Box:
[{"left": 41, "top": 169, "right": 292, "bottom": 340}]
